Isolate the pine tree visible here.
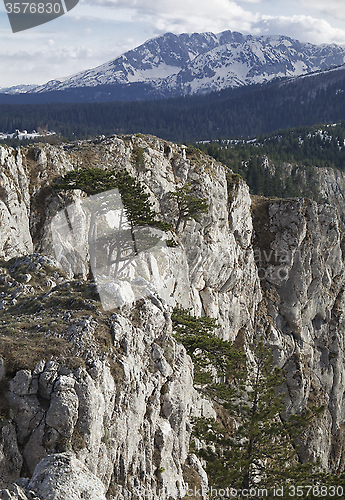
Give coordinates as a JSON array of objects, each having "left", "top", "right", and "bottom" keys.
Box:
[
  {"left": 171, "top": 308, "right": 339, "bottom": 500},
  {"left": 54, "top": 166, "right": 118, "bottom": 195},
  {"left": 167, "top": 184, "right": 209, "bottom": 232},
  {"left": 171, "top": 307, "right": 246, "bottom": 392},
  {"left": 53, "top": 167, "right": 171, "bottom": 278},
  {"left": 193, "top": 341, "right": 327, "bottom": 498}
]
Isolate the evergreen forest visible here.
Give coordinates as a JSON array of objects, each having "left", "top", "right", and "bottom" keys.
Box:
[
  {"left": 0, "top": 66, "right": 345, "bottom": 143},
  {"left": 198, "top": 122, "right": 345, "bottom": 200}
]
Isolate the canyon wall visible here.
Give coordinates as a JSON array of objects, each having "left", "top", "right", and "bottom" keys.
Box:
[{"left": 0, "top": 135, "right": 344, "bottom": 498}]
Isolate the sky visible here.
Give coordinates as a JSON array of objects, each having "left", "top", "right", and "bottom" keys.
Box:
[{"left": 1, "top": 0, "right": 345, "bottom": 88}]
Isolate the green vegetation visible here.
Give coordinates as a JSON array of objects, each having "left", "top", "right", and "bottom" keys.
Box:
[
  {"left": 172, "top": 308, "right": 344, "bottom": 499},
  {"left": 165, "top": 238, "right": 179, "bottom": 248},
  {"left": 54, "top": 166, "right": 118, "bottom": 195},
  {"left": 54, "top": 167, "right": 172, "bottom": 278},
  {"left": 167, "top": 184, "right": 209, "bottom": 231},
  {"left": 54, "top": 167, "right": 171, "bottom": 232},
  {"left": 198, "top": 123, "right": 345, "bottom": 199},
  {"left": 201, "top": 122, "right": 345, "bottom": 170},
  {"left": 56, "top": 167, "right": 208, "bottom": 237},
  {"left": 172, "top": 308, "right": 245, "bottom": 391},
  {"left": 114, "top": 170, "right": 171, "bottom": 231},
  {"left": 0, "top": 71, "right": 345, "bottom": 143}
]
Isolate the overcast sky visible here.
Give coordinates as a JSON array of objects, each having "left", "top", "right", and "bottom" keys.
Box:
[{"left": 1, "top": 0, "right": 345, "bottom": 88}]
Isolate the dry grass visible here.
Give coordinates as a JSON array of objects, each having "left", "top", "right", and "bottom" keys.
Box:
[
  {"left": 0, "top": 256, "right": 114, "bottom": 377},
  {"left": 0, "top": 331, "right": 82, "bottom": 377},
  {"left": 232, "top": 326, "right": 246, "bottom": 352},
  {"left": 226, "top": 172, "right": 243, "bottom": 205},
  {"left": 68, "top": 147, "right": 101, "bottom": 171},
  {"left": 186, "top": 147, "right": 217, "bottom": 178}
]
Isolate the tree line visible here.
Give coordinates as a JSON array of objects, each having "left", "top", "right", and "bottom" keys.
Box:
[{"left": 0, "top": 68, "right": 345, "bottom": 143}]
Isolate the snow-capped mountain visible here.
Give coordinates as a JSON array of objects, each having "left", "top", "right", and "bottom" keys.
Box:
[
  {"left": 0, "top": 83, "right": 38, "bottom": 94},
  {"left": 12, "top": 31, "right": 345, "bottom": 101}
]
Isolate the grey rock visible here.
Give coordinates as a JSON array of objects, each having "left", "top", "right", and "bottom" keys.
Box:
[
  {"left": 6, "top": 393, "right": 44, "bottom": 445},
  {"left": 27, "top": 452, "right": 107, "bottom": 500},
  {"left": 0, "top": 423, "right": 23, "bottom": 488},
  {"left": 0, "top": 146, "right": 33, "bottom": 260},
  {"left": 23, "top": 419, "right": 47, "bottom": 476},
  {"left": 38, "top": 360, "right": 59, "bottom": 399},
  {"left": 151, "top": 344, "right": 173, "bottom": 377},
  {"left": 0, "top": 359, "right": 5, "bottom": 382},
  {"left": 13, "top": 480, "right": 29, "bottom": 489},
  {"left": 9, "top": 371, "right": 36, "bottom": 396},
  {"left": 46, "top": 377, "right": 79, "bottom": 438},
  {"left": 0, "top": 485, "right": 29, "bottom": 500},
  {"left": 185, "top": 454, "right": 208, "bottom": 499},
  {"left": 254, "top": 197, "right": 345, "bottom": 467},
  {"left": 3, "top": 134, "right": 345, "bottom": 494}
]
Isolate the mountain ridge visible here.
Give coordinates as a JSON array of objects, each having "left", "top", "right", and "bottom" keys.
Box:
[
  {"left": 3, "top": 30, "right": 345, "bottom": 103},
  {"left": 1, "top": 133, "right": 345, "bottom": 496},
  {"left": 1, "top": 65, "right": 345, "bottom": 141}
]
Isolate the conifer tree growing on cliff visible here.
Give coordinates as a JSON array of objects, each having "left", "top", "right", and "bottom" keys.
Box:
[
  {"left": 53, "top": 167, "right": 171, "bottom": 278},
  {"left": 171, "top": 309, "right": 343, "bottom": 499},
  {"left": 54, "top": 167, "right": 169, "bottom": 230},
  {"left": 167, "top": 184, "right": 209, "bottom": 232}
]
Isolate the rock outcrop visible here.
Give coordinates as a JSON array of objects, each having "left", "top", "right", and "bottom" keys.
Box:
[
  {"left": 0, "top": 289, "right": 212, "bottom": 498},
  {"left": 0, "top": 134, "right": 344, "bottom": 496},
  {"left": 253, "top": 197, "right": 345, "bottom": 469}
]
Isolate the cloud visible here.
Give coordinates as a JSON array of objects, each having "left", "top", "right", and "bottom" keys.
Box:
[
  {"left": 1, "top": 0, "right": 345, "bottom": 87},
  {"left": 0, "top": 8, "right": 146, "bottom": 86},
  {"left": 255, "top": 14, "right": 345, "bottom": 45},
  {"left": 78, "top": 0, "right": 345, "bottom": 45},
  {"left": 0, "top": 41, "right": 120, "bottom": 86},
  {"left": 83, "top": 0, "right": 259, "bottom": 34},
  {"left": 300, "top": 0, "right": 345, "bottom": 21}
]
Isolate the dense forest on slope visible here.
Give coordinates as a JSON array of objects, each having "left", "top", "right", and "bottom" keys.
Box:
[
  {"left": 198, "top": 122, "right": 345, "bottom": 199},
  {"left": 0, "top": 67, "right": 345, "bottom": 142}
]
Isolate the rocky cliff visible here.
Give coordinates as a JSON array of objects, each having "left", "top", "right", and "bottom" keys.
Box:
[{"left": 0, "top": 134, "right": 344, "bottom": 498}]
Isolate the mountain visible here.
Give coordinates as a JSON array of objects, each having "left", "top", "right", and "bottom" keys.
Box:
[
  {"left": 0, "top": 84, "right": 37, "bottom": 94},
  {"left": 3, "top": 30, "right": 345, "bottom": 103},
  {"left": 1, "top": 133, "right": 345, "bottom": 496},
  {"left": 1, "top": 63, "right": 345, "bottom": 141}
]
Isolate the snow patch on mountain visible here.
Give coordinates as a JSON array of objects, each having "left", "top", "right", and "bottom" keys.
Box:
[
  {"left": 0, "top": 84, "right": 38, "bottom": 94},
  {"left": 27, "top": 30, "right": 345, "bottom": 99}
]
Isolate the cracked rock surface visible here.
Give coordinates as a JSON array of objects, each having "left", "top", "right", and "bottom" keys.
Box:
[{"left": 0, "top": 134, "right": 345, "bottom": 496}]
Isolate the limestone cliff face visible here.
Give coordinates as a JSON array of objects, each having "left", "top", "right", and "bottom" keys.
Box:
[
  {"left": 258, "top": 154, "right": 345, "bottom": 230},
  {"left": 316, "top": 167, "right": 345, "bottom": 229},
  {"left": 0, "top": 136, "right": 261, "bottom": 338},
  {"left": 253, "top": 198, "right": 345, "bottom": 470},
  {"left": 0, "top": 147, "right": 33, "bottom": 260},
  {"left": 0, "top": 135, "right": 344, "bottom": 497},
  {"left": 1, "top": 295, "right": 211, "bottom": 499}
]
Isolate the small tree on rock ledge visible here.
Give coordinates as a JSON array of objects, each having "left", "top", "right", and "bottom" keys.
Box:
[
  {"left": 167, "top": 184, "right": 209, "bottom": 232},
  {"left": 53, "top": 167, "right": 172, "bottom": 278},
  {"left": 171, "top": 308, "right": 338, "bottom": 499}
]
